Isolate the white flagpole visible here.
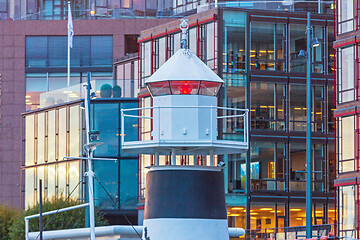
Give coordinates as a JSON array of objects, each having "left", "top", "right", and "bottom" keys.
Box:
[{"left": 67, "top": 1, "right": 73, "bottom": 102}]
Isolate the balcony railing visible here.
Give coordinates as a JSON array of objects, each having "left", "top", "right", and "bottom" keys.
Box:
[{"left": 121, "top": 106, "right": 249, "bottom": 155}]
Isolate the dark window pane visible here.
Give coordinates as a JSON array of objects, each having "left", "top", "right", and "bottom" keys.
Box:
[
  {"left": 72, "top": 36, "right": 91, "bottom": 67},
  {"left": 120, "top": 159, "right": 137, "bottom": 209},
  {"left": 48, "top": 36, "right": 67, "bottom": 67},
  {"left": 92, "top": 103, "right": 119, "bottom": 157},
  {"left": 91, "top": 36, "right": 113, "bottom": 66},
  {"left": 0, "top": 0, "right": 7, "bottom": 12},
  {"left": 94, "top": 161, "right": 118, "bottom": 210},
  {"left": 26, "top": 37, "right": 48, "bottom": 67}
]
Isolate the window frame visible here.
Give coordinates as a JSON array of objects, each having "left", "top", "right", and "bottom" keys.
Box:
[
  {"left": 337, "top": 45, "right": 356, "bottom": 104},
  {"left": 337, "top": 0, "right": 356, "bottom": 35}
]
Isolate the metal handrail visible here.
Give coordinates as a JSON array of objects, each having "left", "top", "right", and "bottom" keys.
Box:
[
  {"left": 121, "top": 106, "right": 249, "bottom": 146},
  {"left": 25, "top": 203, "right": 89, "bottom": 240}
]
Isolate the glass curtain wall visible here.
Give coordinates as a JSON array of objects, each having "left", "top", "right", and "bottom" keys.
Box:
[
  {"left": 23, "top": 100, "right": 138, "bottom": 211},
  {"left": 23, "top": 103, "right": 83, "bottom": 209},
  {"left": 225, "top": 11, "right": 334, "bottom": 230},
  {"left": 25, "top": 36, "right": 113, "bottom": 110}
]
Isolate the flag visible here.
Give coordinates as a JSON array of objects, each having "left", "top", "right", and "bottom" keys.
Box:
[{"left": 68, "top": 2, "right": 74, "bottom": 48}]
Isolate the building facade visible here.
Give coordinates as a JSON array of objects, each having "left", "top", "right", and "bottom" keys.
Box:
[
  {"left": 0, "top": 14, "right": 171, "bottom": 208},
  {"left": 0, "top": 0, "right": 332, "bottom": 21},
  {"left": 22, "top": 96, "right": 139, "bottom": 223},
  {"left": 334, "top": 0, "right": 360, "bottom": 238},
  {"left": 137, "top": 7, "right": 335, "bottom": 232}
]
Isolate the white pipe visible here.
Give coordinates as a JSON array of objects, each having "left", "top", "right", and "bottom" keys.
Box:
[
  {"left": 25, "top": 219, "right": 29, "bottom": 240},
  {"left": 25, "top": 203, "right": 89, "bottom": 220},
  {"left": 88, "top": 151, "right": 96, "bottom": 240},
  {"left": 67, "top": 1, "right": 71, "bottom": 103},
  {"left": 84, "top": 78, "right": 96, "bottom": 240},
  {"left": 28, "top": 226, "right": 245, "bottom": 239}
]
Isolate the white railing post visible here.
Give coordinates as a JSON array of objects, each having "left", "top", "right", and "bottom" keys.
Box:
[
  {"left": 25, "top": 218, "right": 29, "bottom": 240},
  {"left": 121, "top": 109, "right": 125, "bottom": 145},
  {"left": 158, "top": 106, "right": 160, "bottom": 141}
]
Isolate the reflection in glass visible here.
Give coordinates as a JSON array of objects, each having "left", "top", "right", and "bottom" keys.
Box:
[
  {"left": 94, "top": 161, "right": 118, "bottom": 210},
  {"left": 338, "top": 46, "right": 355, "bottom": 103},
  {"left": 69, "top": 106, "right": 81, "bottom": 157},
  {"left": 92, "top": 103, "right": 119, "bottom": 157},
  {"left": 338, "top": 0, "right": 354, "bottom": 34},
  {"left": 58, "top": 163, "right": 67, "bottom": 196},
  {"left": 338, "top": 116, "right": 355, "bottom": 173},
  {"left": 37, "top": 113, "right": 45, "bottom": 164},
  {"left": 58, "top": 108, "right": 67, "bottom": 161},
  {"left": 68, "top": 162, "right": 80, "bottom": 199},
  {"left": 25, "top": 168, "right": 35, "bottom": 209},
  {"left": 339, "top": 185, "right": 355, "bottom": 238},
  {"left": 120, "top": 159, "right": 137, "bottom": 209},
  {"left": 25, "top": 115, "right": 35, "bottom": 166},
  {"left": 48, "top": 110, "right": 56, "bottom": 162}
]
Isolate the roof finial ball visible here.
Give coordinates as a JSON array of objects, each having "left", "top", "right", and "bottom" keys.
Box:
[{"left": 180, "top": 19, "right": 189, "bottom": 49}]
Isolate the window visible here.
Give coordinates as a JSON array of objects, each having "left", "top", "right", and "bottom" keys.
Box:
[
  {"left": 94, "top": 160, "right": 119, "bottom": 210},
  {"left": 225, "top": 25, "right": 246, "bottom": 74},
  {"left": 228, "top": 153, "right": 247, "bottom": 193},
  {"left": 338, "top": 46, "right": 356, "bottom": 103},
  {"left": 250, "top": 141, "right": 285, "bottom": 191},
  {"left": 339, "top": 185, "right": 356, "bottom": 238},
  {"left": 337, "top": 0, "right": 355, "bottom": 34},
  {"left": 251, "top": 22, "right": 285, "bottom": 71},
  {"left": 26, "top": 36, "right": 113, "bottom": 68},
  {"left": 0, "top": 0, "right": 7, "bottom": 12},
  {"left": 289, "top": 84, "right": 326, "bottom": 132},
  {"left": 92, "top": 103, "right": 120, "bottom": 157},
  {"left": 251, "top": 82, "right": 285, "bottom": 131},
  {"left": 338, "top": 115, "right": 356, "bottom": 173},
  {"left": 289, "top": 25, "right": 307, "bottom": 72}
]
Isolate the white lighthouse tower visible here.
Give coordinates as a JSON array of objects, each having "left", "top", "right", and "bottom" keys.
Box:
[{"left": 121, "top": 19, "right": 248, "bottom": 240}]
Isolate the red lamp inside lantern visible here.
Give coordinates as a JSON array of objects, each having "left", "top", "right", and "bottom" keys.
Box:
[{"left": 178, "top": 81, "right": 193, "bottom": 94}]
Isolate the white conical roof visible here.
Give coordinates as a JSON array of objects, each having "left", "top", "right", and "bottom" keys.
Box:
[{"left": 146, "top": 49, "right": 224, "bottom": 84}]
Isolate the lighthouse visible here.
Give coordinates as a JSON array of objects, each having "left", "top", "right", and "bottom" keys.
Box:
[{"left": 121, "top": 19, "right": 248, "bottom": 240}]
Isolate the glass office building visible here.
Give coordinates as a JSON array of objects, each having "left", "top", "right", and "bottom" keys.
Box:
[
  {"left": 137, "top": 7, "right": 335, "bottom": 231},
  {"left": 22, "top": 97, "right": 139, "bottom": 222},
  {"left": 334, "top": 0, "right": 360, "bottom": 238}
]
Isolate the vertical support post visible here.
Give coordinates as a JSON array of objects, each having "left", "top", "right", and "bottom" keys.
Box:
[
  {"left": 193, "top": 153, "right": 198, "bottom": 165},
  {"left": 155, "top": 152, "right": 159, "bottom": 166},
  {"left": 39, "top": 179, "right": 43, "bottom": 240},
  {"left": 25, "top": 219, "right": 29, "bottom": 240},
  {"left": 306, "top": 11, "right": 313, "bottom": 239},
  {"left": 210, "top": 150, "right": 214, "bottom": 166},
  {"left": 171, "top": 149, "right": 176, "bottom": 165},
  {"left": 67, "top": 0, "right": 71, "bottom": 103},
  {"left": 84, "top": 72, "right": 96, "bottom": 240}
]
